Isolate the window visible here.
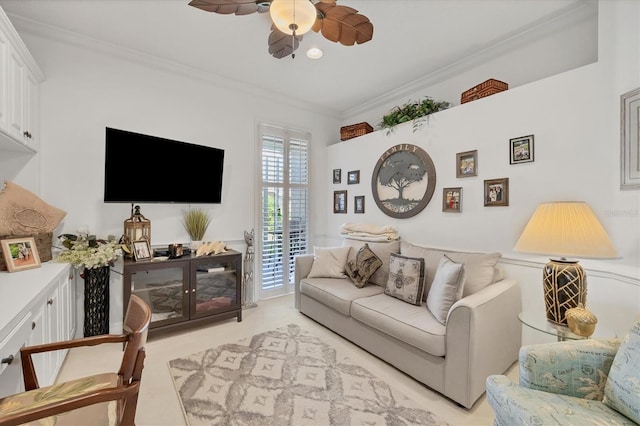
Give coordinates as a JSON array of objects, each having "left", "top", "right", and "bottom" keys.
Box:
[{"left": 258, "top": 124, "right": 310, "bottom": 299}]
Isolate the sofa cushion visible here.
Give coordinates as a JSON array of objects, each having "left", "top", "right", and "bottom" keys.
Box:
[
  {"left": 300, "top": 278, "right": 384, "bottom": 316},
  {"left": 400, "top": 241, "right": 501, "bottom": 298},
  {"left": 427, "top": 255, "right": 466, "bottom": 325},
  {"left": 307, "top": 246, "right": 351, "bottom": 279},
  {"left": 384, "top": 253, "right": 425, "bottom": 306},
  {"left": 603, "top": 319, "right": 640, "bottom": 423},
  {"left": 343, "top": 239, "right": 400, "bottom": 287},
  {"left": 351, "top": 293, "right": 446, "bottom": 356},
  {"left": 345, "top": 243, "right": 383, "bottom": 288}
]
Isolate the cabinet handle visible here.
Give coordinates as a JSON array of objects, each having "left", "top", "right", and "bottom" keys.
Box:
[
  {"left": 1, "top": 355, "right": 14, "bottom": 365},
  {"left": 192, "top": 289, "right": 196, "bottom": 293},
  {"left": 184, "top": 290, "right": 189, "bottom": 294},
  {"left": 47, "top": 299, "right": 53, "bottom": 305},
  {"left": 32, "top": 321, "right": 36, "bottom": 330}
]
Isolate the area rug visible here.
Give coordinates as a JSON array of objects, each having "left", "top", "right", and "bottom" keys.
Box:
[{"left": 168, "top": 324, "right": 448, "bottom": 425}]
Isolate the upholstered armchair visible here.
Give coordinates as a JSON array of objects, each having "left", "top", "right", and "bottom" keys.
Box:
[{"left": 486, "top": 318, "right": 640, "bottom": 425}]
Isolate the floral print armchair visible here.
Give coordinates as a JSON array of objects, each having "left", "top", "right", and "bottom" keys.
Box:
[{"left": 486, "top": 318, "right": 640, "bottom": 425}]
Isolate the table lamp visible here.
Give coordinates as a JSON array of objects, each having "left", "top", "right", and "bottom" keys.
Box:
[{"left": 514, "top": 202, "right": 617, "bottom": 325}]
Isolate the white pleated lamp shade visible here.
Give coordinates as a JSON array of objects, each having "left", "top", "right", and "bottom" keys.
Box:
[{"left": 514, "top": 201, "right": 617, "bottom": 259}]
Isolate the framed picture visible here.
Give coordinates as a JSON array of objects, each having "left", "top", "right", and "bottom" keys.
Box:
[
  {"left": 456, "top": 150, "right": 477, "bottom": 178},
  {"left": 333, "top": 168, "right": 342, "bottom": 184},
  {"left": 442, "top": 187, "right": 462, "bottom": 212},
  {"left": 133, "top": 239, "right": 152, "bottom": 261},
  {"left": 347, "top": 170, "right": 360, "bottom": 184},
  {"left": 354, "top": 195, "right": 365, "bottom": 213},
  {"left": 484, "top": 178, "right": 509, "bottom": 206},
  {"left": 509, "top": 135, "right": 534, "bottom": 164},
  {"left": 1, "top": 237, "right": 41, "bottom": 272},
  {"left": 621, "top": 87, "right": 640, "bottom": 189},
  {"left": 371, "top": 144, "right": 437, "bottom": 219},
  {"left": 333, "top": 190, "right": 347, "bottom": 213}
]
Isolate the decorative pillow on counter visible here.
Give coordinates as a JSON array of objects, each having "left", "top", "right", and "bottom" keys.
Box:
[
  {"left": 384, "top": 253, "right": 425, "bottom": 305},
  {"left": 603, "top": 319, "right": 640, "bottom": 424},
  {"left": 345, "top": 243, "right": 383, "bottom": 288},
  {"left": 307, "top": 246, "right": 351, "bottom": 279},
  {"left": 0, "top": 181, "right": 67, "bottom": 235},
  {"left": 427, "top": 254, "right": 466, "bottom": 325}
]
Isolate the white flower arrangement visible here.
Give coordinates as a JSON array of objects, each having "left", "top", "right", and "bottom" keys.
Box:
[{"left": 55, "top": 231, "right": 122, "bottom": 270}]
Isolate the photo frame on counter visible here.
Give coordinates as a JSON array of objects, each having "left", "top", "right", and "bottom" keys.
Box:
[
  {"left": 133, "top": 239, "right": 152, "bottom": 261},
  {"left": 1, "top": 237, "right": 41, "bottom": 272}
]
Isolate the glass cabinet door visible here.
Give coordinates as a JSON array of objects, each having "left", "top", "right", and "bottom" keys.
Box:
[
  {"left": 130, "top": 265, "right": 189, "bottom": 327},
  {"left": 191, "top": 255, "right": 240, "bottom": 319}
]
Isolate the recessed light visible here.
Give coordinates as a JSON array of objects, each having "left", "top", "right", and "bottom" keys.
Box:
[{"left": 306, "top": 47, "right": 323, "bottom": 59}]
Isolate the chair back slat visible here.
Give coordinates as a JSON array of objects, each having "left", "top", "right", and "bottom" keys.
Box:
[{"left": 118, "top": 295, "right": 151, "bottom": 382}]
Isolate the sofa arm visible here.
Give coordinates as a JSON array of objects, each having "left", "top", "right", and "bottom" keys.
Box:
[
  {"left": 294, "top": 254, "right": 314, "bottom": 310},
  {"left": 444, "top": 279, "right": 522, "bottom": 408},
  {"left": 518, "top": 338, "right": 621, "bottom": 400}
]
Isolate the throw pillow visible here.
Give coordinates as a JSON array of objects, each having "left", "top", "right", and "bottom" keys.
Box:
[
  {"left": 343, "top": 239, "right": 400, "bottom": 286},
  {"left": 603, "top": 319, "right": 640, "bottom": 423},
  {"left": 307, "top": 246, "right": 351, "bottom": 279},
  {"left": 427, "top": 255, "right": 466, "bottom": 325},
  {"left": 0, "top": 180, "right": 67, "bottom": 235},
  {"left": 384, "top": 253, "right": 425, "bottom": 306},
  {"left": 345, "top": 243, "right": 383, "bottom": 288}
]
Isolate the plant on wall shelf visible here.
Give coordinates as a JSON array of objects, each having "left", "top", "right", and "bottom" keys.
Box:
[
  {"left": 379, "top": 97, "right": 452, "bottom": 134},
  {"left": 182, "top": 208, "right": 211, "bottom": 242}
]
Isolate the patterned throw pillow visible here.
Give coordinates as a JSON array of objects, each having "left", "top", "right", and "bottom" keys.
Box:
[
  {"left": 426, "top": 255, "right": 466, "bottom": 325},
  {"left": 384, "top": 253, "right": 425, "bottom": 305},
  {"left": 603, "top": 319, "right": 640, "bottom": 423},
  {"left": 345, "top": 243, "right": 383, "bottom": 288},
  {"left": 0, "top": 180, "right": 67, "bottom": 235}
]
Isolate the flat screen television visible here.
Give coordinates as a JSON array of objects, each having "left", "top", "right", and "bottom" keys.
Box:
[{"left": 104, "top": 127, "right": 224, "bottom": 203}]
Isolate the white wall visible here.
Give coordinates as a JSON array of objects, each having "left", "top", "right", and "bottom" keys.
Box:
[
  {"left": 324, "top": 0, "right": 640, "bottom": 341},
  {"left": 5, "top": 32, "right": 337, "bottom": 249}
]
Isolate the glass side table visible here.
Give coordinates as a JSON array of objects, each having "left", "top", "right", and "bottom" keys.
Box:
[{"left": 518, "top": 312, "right": 587, "bottom": 341}]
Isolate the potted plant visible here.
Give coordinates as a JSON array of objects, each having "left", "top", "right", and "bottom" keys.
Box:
[
  {"left": 379, "top": 96, "right": 451, "bottom": 134},
  {"left": 182, "top": 208, "right": 211, "bottom": 249}
]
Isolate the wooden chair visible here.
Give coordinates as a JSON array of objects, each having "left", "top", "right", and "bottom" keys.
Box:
[{"left": 0, "top": 294, "right": 151, "bottom": 426}]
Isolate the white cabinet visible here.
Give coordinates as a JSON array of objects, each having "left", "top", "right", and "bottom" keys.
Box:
[
  {"left": 0, "top": 263, "right": 76, "bottom": 398},
  {"left": 0, "top": 6, "right": 43, "bottom": 153}
]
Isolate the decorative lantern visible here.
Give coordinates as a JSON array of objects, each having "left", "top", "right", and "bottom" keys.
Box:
[{"left": 123, "top": 205, "right": 151, "bottom": 252}]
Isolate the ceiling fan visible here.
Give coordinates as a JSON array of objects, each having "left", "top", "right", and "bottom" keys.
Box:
[{"left": 188, "top": 0, "right": 374, "bottom": 59}]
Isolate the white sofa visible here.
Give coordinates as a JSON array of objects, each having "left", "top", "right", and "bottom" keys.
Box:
[{"left": 294, "top": 239, "right": 522, "bottom": 408}]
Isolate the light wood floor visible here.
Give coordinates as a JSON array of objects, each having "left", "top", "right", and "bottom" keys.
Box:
[{"left": 56, "top": 294, "right": 517, "bottom": 425}]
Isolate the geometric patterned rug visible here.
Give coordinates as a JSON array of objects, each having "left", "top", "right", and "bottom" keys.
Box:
[{"left": 168, "top": 324, "right": 448, "bottom": 425}]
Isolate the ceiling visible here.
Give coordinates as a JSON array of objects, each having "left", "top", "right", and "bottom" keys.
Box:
[{"left": 0, "top": 0, "right": 592, "bottom": 117}]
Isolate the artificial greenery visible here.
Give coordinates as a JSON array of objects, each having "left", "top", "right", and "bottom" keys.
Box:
[
  {"left": 182, "top": 208, "right": 211, "bottom": 241},
  {"left": 55, "top": 232, "right": 122, "bottom": 269},
  {"left": 379, "top": 97, "right": 451, "bottom": 134}
]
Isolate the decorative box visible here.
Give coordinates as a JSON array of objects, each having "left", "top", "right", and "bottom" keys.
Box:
[
  {"left": 340, "top": 122, "right": 373, "bottom": 141},
  {"left": 461, "top": 79, "right": 508, "bottom": 104},
  {"left": 0, "top": 232, "right": 53, "bottom": 271}
]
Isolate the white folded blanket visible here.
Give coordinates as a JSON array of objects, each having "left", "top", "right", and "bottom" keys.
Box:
[{"left": 339, "top": 223, "right": 400, "bottom": 241}]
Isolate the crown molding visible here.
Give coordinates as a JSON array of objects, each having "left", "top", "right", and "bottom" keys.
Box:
[
  {"left": 341, "top": 0, "right": 598, "bottom": 119},
  {"left": 7, "top": 13, "right": 341, "bottom": 120}
]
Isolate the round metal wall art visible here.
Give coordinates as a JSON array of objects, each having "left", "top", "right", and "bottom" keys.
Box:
[{"left": 371, "top": 144, "right": 437, "bottom": 218}]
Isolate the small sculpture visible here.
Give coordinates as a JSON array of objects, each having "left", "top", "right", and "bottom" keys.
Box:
[
  {"left": 243, "top": 229, "right": 257, "bottom": 308},
  {"left": 195, "top": 240, "right": 227, "bottom": 257}
]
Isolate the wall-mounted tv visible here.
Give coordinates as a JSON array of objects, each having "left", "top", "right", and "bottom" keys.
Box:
[{"left": 104, "top": 127, "right": 224, "bottom": 204}]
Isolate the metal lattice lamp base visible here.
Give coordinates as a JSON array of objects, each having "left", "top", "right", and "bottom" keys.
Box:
[{"left": 543, "top": 258, "right": 586, "bottom": 325}]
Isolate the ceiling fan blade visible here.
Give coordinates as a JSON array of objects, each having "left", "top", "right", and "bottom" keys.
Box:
[
  {"left": 268, "top": 25, "right": 302, "bottom": 59},
  {"left": 188, "top": 0, "right": 261, "bottom": 15},
  {"left": 312, "top": 3, "right": 373, "bottom": 46}
]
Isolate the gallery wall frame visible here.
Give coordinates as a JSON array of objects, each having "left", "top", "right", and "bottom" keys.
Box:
[
  {"left": 1, "top": 237, "right": 41, "bottom": 272},
  {"left": 347, "top": 170, "right": 360, "bottom": 184},
  {"left": 456, "top": 150, "right": 477, "bottom": 177},
  {"left": 334, "top": 190, "right": 347, "bottom": 213},
  {"left": 354, "top": 195, "right": 365, "bottom": 213},
  {"left": 333, "top": 169, "right": 342, "bottom": 184},
  {"left": 509, "top": 135, "right": 534, "bottom": 164},
  {"left": 621, "top": 87, "right": 640, "bottom": 190},
  {"left": 371, "top": 144, "right": 437, "bottom": 219},
  {"left": 442, "top": 187, "right": 462, "bottom": 212},
  {"left": 484, "top": 178, "right": 509, "bottom": 206}
]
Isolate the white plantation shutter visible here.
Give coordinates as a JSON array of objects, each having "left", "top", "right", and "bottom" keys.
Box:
[{"left": 258, "top": 124, "right": 310, "bottom": 298}]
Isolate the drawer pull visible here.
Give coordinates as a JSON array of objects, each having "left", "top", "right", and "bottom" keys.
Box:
[
  {"left": 32, "top": 321, "right": 36, "bottom": 330},
  {"left": 47, "top": 299, "right": 53, "bottom": 305},
  {"left": 1, "top": 355, "right": 14, "bottom": 365}
]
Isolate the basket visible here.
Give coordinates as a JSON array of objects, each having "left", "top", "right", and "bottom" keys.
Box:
[
  {"left": 340, "top": 122, "right": 373, "bottom": 141},
  {"left": 0, "top": 232, "right": 53, "bottom": 271},
  {"left": 461, "top": 79, "right": 508, "bottom": 104}
]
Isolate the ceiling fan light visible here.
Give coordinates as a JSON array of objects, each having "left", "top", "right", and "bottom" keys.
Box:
[{"left": 270, "top": 0, "right": 317, "bottom": 36}]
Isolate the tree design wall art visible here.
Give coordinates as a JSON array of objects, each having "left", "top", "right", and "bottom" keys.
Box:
[{"left": 371, "top": 144, "right": 437, "bottom": 218}]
